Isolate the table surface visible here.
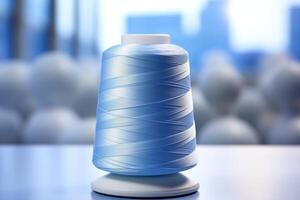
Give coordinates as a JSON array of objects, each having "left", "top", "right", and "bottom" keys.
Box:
[{"left": 0, "top": 145, "right": 300, "bottom": 200}]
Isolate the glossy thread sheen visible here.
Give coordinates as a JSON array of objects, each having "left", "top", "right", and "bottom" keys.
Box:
[{"left": 93, "top": 44, "right": 197, "bottom": 176}]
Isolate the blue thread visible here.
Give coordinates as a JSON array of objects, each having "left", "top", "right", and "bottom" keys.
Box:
[{"left": 93, "top": 43, "right": 197, "bottom": 176}]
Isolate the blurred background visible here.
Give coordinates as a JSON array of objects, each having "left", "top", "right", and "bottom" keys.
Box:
[{"left": 1, "top": 0, "right": 300, "bottom": 145}]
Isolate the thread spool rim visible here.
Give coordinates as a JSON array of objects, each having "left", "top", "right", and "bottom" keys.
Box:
[{"left": 91, "top": 173, "right": 199, "bottom": 198}]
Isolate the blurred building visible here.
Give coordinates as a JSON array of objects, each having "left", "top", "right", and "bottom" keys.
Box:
[
  {"left": 0, "top": 0, "right": 17, "bottom": 59},
  {"left": 290, "top": 6, "right": 300, "bottom": 61},
  {"left": 77, "top": 0, "right": 98, "bottom": 58},
  {"left": 21, "top": 0, "right": 54, "bottom": 60},
  {"left": 126, "top": 0, "right": 230, "bottom": 73},
  {"left": 191, "top": 0, "right": 231, "bottom": 72},
  {"left": 0, "top": 0, "right": 299, "bottom": 69},
  {"left": 0, "top": 0, "right": 99, "bottom": 61},
  {"left": 55, "top": 0, "right": 77, "bottom": 56},
  {"left": 198, "top": 0, "right": 230, "bottom": 53},
  {"left": 127, "top": 15, "right": 182, "bottom": 40}
]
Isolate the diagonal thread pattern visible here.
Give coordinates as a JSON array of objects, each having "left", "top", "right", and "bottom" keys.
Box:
[{"left": 93, "top": 44, "right": 197, "bottom": 176}]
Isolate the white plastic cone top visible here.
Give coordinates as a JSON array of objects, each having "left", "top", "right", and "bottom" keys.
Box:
[{"left": 122, "top": 34, "right": 170, "bottom": 45}]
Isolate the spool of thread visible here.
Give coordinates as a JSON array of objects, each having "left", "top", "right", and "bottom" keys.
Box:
[{"left": 93, "top": 34, "right": 197, "bottom": 176}]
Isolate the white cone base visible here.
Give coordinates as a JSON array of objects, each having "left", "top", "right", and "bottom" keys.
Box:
[{"left": 91, "top": 173, "right": 199, "bottom": 198}]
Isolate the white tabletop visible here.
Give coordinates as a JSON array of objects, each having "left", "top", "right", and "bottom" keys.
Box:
[{"left": 0, "top": 145, "right": 300, "bottom": 200}]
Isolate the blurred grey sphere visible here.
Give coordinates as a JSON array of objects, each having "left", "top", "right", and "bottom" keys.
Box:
[
  {"left": 73, "top": 59, "right": 99, "bottom": 117},
  {"left": 198, "top": 117, "right": 259, "bottom": 144},
  {"left": 201, "top": 50, "right": 232, "bottom": 69},
  {"left": 0, "top": 61, "right": 35, "bottom": 118},
  {"left": 30, "top": 52, "right": 79, "bottom": 108},
  {"left": 199, "top": 64, "right": 243, "bottom": 115},
  {"left": 257, "top": 112, "right": 278, "bottom": 142},
  {"left": 233, "top": 88, "right": 268, "bottom": 137},
  {"left": 233, "top": 88, "right": 277, "bottom": 142},
  {"left": 258, "top": 53, "right": 292, "bottom": 78},
  {"left": 59, "top": 118, "right": 96, "bottom": 144},
  {"left": 261, "top": 62, "right": 300, "bottom": 113},
  {"left": 267, "top": 116, "right": 300, "bottom": 144},
  {"left": 0, "top": 107, "right": 22, "bottom": 144},
  {"left": 23, "top": 108, "right": 78, "bottom": 144},
  {"left": 191, "top": 86, "right": 214, "bottom": 137}
]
